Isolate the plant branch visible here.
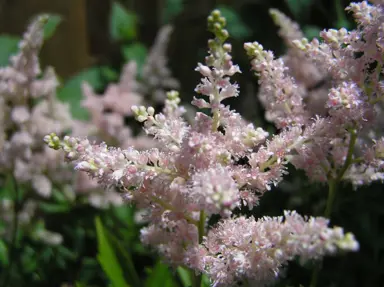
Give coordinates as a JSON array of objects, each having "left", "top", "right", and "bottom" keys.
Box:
[{"left": 311, "top": 128, "right": 357, "bottom": 287}]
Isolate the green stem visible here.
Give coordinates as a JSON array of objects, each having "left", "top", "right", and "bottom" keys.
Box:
[
  {"left": 322, "top": 128, "right": 357, "bottom": 219},
  {"left": 325, "top": 129, "right": 357, "bottom": 219},
  {"left": 259, "top": 138, "right": 309, "bottom": 172},
  {"left": 211, "top": 110, "right": 220, "bottom": 132},
  {"left": 198, "top": 210, "right": 206, "bottom": 244},
  {"left": 243, "top": 278, "right": 251, "bottom": 287},
  {"left": 310, "top": 129, "right": 357, "bottom": 287},
  {"left": 2, "top": 174, "right": 20, "bottom": 287},
  {"left": 211, "top": 85, "right": 221, "bottom": 132},
  {"left": 310, "top": 263, "right": 322, "bottom": 287},
  {"left": 336, "top": 129, "right": 357, "bottom": 182},
  {"left": 259, "top": 155, "right": 278, "bottom": 172},
  {"left": 324, "top": 179, "right": 337, "bottom": 219}
]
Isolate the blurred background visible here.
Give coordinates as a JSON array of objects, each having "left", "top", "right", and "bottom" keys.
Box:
[
  {"left": 0, "top": 0, "right": 383, "bottom": 286},
  {"left": 0, "top": 0, "right": 355, "bottom": 117}
]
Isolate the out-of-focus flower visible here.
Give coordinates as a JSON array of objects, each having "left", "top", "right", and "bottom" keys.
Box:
[{"left": 139, "top": 25, "right": 180, "bottom": 103}]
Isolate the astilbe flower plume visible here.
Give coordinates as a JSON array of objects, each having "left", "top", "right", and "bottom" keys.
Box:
[
  {"left": 46, "top": 9, "right": 359, "bottom": 286},
  {"left": 190, "top": 211, "right": 357, "bottom": 286},
  {"left": 0, "top": 15, "right": 72, "bottom": 244},
  {"left": 73, "top": 24, "right": 180, "bottom": 205},
  {"left": 139, "top": 25, "right": 180, "bottom": 103},
  {"left": 72, "top": 62, "right": 148, "bottom": 207},
  {"left": 269, "top": 9, "right": 330, "bottom": 116},
  {"left": 246, "top": 0, "right": 384, "bottom": 186},
  {"left": 0, "top": 13, "right": 147, "bottom": 243}
]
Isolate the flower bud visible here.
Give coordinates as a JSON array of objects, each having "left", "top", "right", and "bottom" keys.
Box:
[
  {"left": 196, "top": 63, "right": 212, "bottom": 77},
  {"left": 147, "top": 106, "right": 155, "bottom": 116}
]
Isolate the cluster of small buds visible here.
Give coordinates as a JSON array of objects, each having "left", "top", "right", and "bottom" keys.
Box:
[
  {"left": 207, "top": 10, "right": 229, "bottom": 41},
  {"left": 164, "top": 90, "right": 184, "bottom": 115},
  {"left": 347, "top": 1, "right": 379, "bottom": 25},
  {"left": 327, "top": 82, "right": 363, "bottom": 109},
  {"left": 44, "top": 133, "right": 61, "bottom": 150},
  {"left": 320, "top": 28, "right": 349, "bottom": 49},
  {"left": 47, "top": 8, "right": 362, "bottom": 286},
  {"left": 131, "top": 91, "right": 188, "bottom": 152},
  {"left": 131, "top": 105, "right": 155, "bottom": 122},
  {"left": 194, "top": 10, "right": 241, "bottom": 132}
]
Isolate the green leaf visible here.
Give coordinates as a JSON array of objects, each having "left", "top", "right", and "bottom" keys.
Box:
[
  {"left": 112, "top": 205, "right": 135, "bottom": 227},
  {"left": 58, "top": 67, "right": 103, "bottom": 120},
  {"left": 216, "top": 6, "right": 251, "bottom": 40},
  {"left": 40, "top": 247, "right": 54, "bottom": 262},
  {"left": 107, "top": 230, "right": 140, "bottom": 286},
  {"left": 286, "top": 0, "right": 313, "bottom": 20},
  {"left": 21, "top": 246, "right": 38, "bottom": 273},
  {"left": 302, "top": 25, "right": 321, "bottom": 40},
  {"left": 100, "top": 66, "right": 119, "bottom": 82},
  {"left": 201, "top": 274, "right": 210, "bottom": 287},
  {"left": 43, "top": 14, "right": 63, "bottom": 40},
  {"left": 122, "top": 42, "right": 148, "bottom": 73},
  {"left": 78, "top": 257, "right": 101, "bottom": 283},
  {"left": 95, "top": 217, "right": 130, "bottom": 287},
  {"left": 176, "top": 267, "right": 192, "bottom": 287},
  {"left": 334, "top": 0, "right": 352, "bottom": 29},
  {"left": 0, "top": 35, "right": 19, "bottom": 67},
  {"left": 39, "top": 202, "right": 71, "bottom": 213},
  {"left": 0, "top": 239, "right": 8, "bottom": 266},
  {"left": 162, "top": 0, "right": 184, "bottom": 24},
  {"left": 145, "top": 261, "right": 176, "bottom": 287},
  {"left": 57, "top": 245, "right": 77, "bottom": 260},
  {"left": 110, "top": 2, "right": 137, "bottom": 41},
  {"left": 0, "top": 174, "right": 15, "bottom": 197},
  {"left": 52, "top": 188, "right": 69, "bottom": 203}
]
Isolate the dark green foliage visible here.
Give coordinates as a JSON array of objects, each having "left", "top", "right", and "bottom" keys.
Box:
[
  {"left": 58, "top": 67, "right": 103, "bottom": 120},
  {"left": 0, "top": 36, "right": 19, "bottom": 66}
]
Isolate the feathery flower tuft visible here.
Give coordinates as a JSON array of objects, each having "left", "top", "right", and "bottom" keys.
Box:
[{"left": 190, "top": 211, "right": 358, "bottom": 287}]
